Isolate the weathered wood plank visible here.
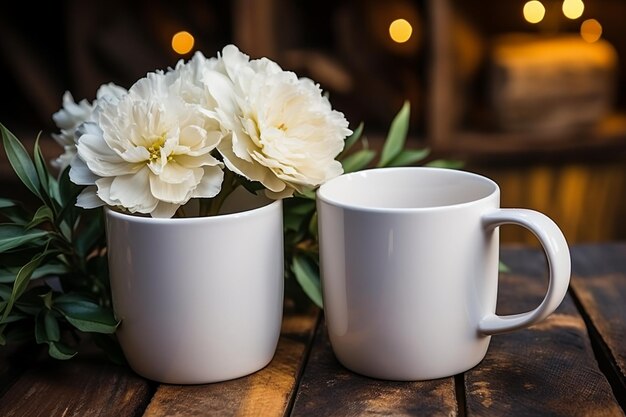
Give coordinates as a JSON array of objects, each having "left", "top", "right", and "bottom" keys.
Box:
[
  {"left": 464, "top": 248, "right": 624, "bottom": 417},
  {"left": 143, "top": 308, "right": 319, "bottom": 417},
  {"left": 0, "top": 350, "right": 153, "bottom": 417},
  {"left": 290, "top": 320, "right": 458, "bottom": 417},
  {"left": 569, "top": 244, "right": 626, "bottom": 403},
  {"left": 571, "top": 273, "right": 626, "bottom": 379}
]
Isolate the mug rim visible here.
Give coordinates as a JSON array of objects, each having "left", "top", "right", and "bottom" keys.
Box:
[
  {"left": 316, "top": 167, "right": 499, "bottom": 213},
  {"left": 104, "top": 197, "right": 282, "bottom": 224}
]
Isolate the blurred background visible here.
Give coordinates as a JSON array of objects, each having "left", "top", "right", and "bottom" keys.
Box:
[{"left": 1, "top": 0, "right": 625, "bottom": 245}]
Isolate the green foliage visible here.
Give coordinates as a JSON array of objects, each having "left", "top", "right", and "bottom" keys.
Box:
[{"left": 0, "top": 123, "right": 118, "bottom": 360}]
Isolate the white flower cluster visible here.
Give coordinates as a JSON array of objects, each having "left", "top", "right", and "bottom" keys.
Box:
[{"left": 54, "top": 45, "right": 351, "bottom": 218}]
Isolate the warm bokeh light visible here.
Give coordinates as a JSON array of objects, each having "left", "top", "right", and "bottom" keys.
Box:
[
  {"left": 389, "top": 19, "right": 413, "bottom": 43},
  {"left": 580, "top": 19, "right": 602, "bottom": 43},
  {"left": 171, "top": 31, "right": 195, "bottom": 55},
  {"left": 563, "top": 0, "right": 585, "bottom": 19},
  {"left": 523, "top": 1, "right": 546, "bottom": 24}
]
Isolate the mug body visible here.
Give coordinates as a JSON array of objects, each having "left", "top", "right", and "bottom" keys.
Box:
[
  {"left": 105, "top": 192, "right": 284, "bottom": 384},
  {"left": 317, "top": 167, "right": 500, "bottom": 380}
]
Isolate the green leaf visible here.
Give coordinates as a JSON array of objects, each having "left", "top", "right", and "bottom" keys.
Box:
[
  {"left": 75, "top": 210, "right": 105, "bottom": 257},
  {"left": 284, "top": 213, "right": 305, "bottom": 232},
  {"left": 284, "top": 199, "right": 316, "bottom": 216},
  {"left": 0, "top": 225, "right": 48, "bottom": 253},
  {"left": 58, "top": 166, "right": 76, "bottom": 207},
  {"left": 0, "top": 263, "right": 68, "bottom": 284},
  {"left": 14, "top": 286, "right": 52, "bottom": 315},
  {"left": 425, "top": 159, "right": 464, "bottom": 169},
  {"left": 0, "top": 198, "right": 15, "bottom": 209},
  {"left": 55, "top": 299, "right": 119, "bottom": 333},
  {"left": 308, "top": 212, "right": 318, "bottom": 239},
  {"left": 48, "top": 341, "right": 77, "bottom": 360},
  {"left": 378, "top": 101, "right": 411, "bottom": 167},
  {"left": 341, "top": 149, "right": 376, "bottom": 173},
  {"left": 42, "top": 291, "right": 53, "bottom": 309},
  {"left": 292, "top": 255, "right": 323, "bottom": 308},
  {"left": 1, "top": 252, "right": 45, "bottom": 321},
  {"left": 0, "top": 312, "right": 27, "bottom": 324},
  {"left": 0, "top": 284, "right": 11, "bottom": 300},
  {"left": 295, "top": 189, "right": 316, "bottom": 200},
  {"left": 499, "top": 261, "right": 510, "bottom": 273},
  {"left": 387, "top": 148, "right": 430, "bottom": 167},
  {"left": 283, "top": 199, "right": 316, "bottom": 232},
  {"left": 35, "top": 308, "right": 61, "bottom": 344},
  {"left": 0, "top": 202, "right": 30, "bottom": 225},
  {"left": 26, "top": 206, "right": 53, "bottom": 230},
  {"left": 340, "top": 122, "right": 364, "bottom": 156},
  {"left": 1, "top": 123, "right": 42, "bottom": 200},
  {"left": 33, "top": 133, "right": 51, "bottom": 202},
  {"left": 56, "top": 166, "right": 82, "bottom": 227},
  {"left": 48, "top": 175, "right": 62, "bottom": 207},
  {"left": 44, "top": 310, "right": 60, "bottom": 342}
]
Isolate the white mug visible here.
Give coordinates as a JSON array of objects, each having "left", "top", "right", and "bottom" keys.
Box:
[
  {"left": 317, "top": 167, "right": 570, "bottom": 381},
  {"left": 105, "top": 189, "right": 284, "bottom": 384}
]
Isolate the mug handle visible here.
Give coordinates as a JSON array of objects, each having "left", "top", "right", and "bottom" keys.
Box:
[{"left": 478, "top": 209, "right": 571, "bottom": 335}]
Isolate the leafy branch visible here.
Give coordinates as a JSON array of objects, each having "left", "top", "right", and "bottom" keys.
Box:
[{"left": 0, "top": 123, "right": 120, "bottom": 361}]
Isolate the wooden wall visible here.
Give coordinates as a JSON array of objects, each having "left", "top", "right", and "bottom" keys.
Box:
[{"left": 471, "top": 162, "right": 626, "bottom": 245}]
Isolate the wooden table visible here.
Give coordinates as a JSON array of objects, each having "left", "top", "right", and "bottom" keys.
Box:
[{"left": 1, "top": 244, "right": 625, "bottom": 416}]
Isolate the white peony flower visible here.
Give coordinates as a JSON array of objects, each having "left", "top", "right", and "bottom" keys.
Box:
[
  {"left": 70, "top": 72, "right": 224, "bottom": 218},
  {"left": 208, "top": 45, "right": 351, "bottom": 198},
  {"left": 51, "top": 83, "right": 127, "bottom": 170},
  {"left": 166, "top": 51, "right": 220, "bottom": 107}
]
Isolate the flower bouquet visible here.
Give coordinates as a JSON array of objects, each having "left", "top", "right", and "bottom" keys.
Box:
[{"left": 0, "top": 44, "right": 454, "bottom": 370}]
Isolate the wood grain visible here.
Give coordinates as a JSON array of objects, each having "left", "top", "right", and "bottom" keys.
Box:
[
  {"left": 290, "top": 321, "right": 458, "bottom": 417},
  {"left": 569, "top": 244, "right": 626, "bottom": 401},
  {"left": 143, "top": 308, "right": 319, "bottom": 417},
  {"left": 0, "top": 351, "right": 153, "bottom": 417},
  {"left": 571, "top": 273, "right": 626, "bottom": 379},
  {"left": 463, "top": 248, "right": 624, "bottom": 417}
]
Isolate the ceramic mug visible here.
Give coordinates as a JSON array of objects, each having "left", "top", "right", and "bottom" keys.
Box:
[
  {"left": 316, "top": 167, "right": 570, "bottom": 381},
  {"left": 105, "top": 189, "right": 284, "bottom": 384}
]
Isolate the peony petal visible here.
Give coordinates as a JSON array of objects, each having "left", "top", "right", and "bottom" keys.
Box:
[
  {"left": 202, "top": 70, "right": 237, "bottom": 115},
  {"left": 96, "top": 83, "right": 127, "bottom": 101},
  {"left": 129, "top": 72, "right": 169, "bottom": 102},
  {"left": 77, "top": 132, "right": 139, "bottom": 177},
  {"left": 53, "top": 92, "right": 92, "bottom": 130},
  {"left": 204, "top": 130, "right": 223, "bottom": 149},
  {"left": 93, "top": 177, "right": 117, "bottom": 206},
  {"left": 225, "top": 131, "right": 254, "bottom": 162},
  {"left": 265, "top": 186, "right": 294, "bottom": 199},
  {"left": 179, "top": 124, "right": 207, "bottom": 149},
  {"left": 151, "top": 201, "right": 180, "bottom": 218},
  {"left": 175, "top": 153, "right": 221, "bottom": 168},
  {"left": 119, "top": 146, "right": 150, "bottom": 163},
  {"left": 149, "top": 170, "right": 196, "bottom": 203},
  {"left": 76, "top": 186, "right": 105, "bottom": 208},
  {"left": 108, "top": 168, "right": 159, "bottom": 213},
  {"left": 69, "top": 156, "right": 99, "bottom": 185},
  {"left": 159, "top": 162, "right": 197, "bottom": 184},
  {"left": 221, "top": 145, "right": 286, "bottom": 193},
  {"left": 191, "top": 165, "right": 224, "bottom": 198}
]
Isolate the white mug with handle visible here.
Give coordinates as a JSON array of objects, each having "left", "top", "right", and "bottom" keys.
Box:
[{"left": 317, "top": 167, "right": 570, "bottom": 381}]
